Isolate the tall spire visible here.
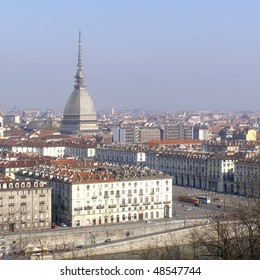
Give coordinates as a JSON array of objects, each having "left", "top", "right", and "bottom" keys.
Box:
[{"left": 74, "top": 30, "right": 85, "bottom": 89}]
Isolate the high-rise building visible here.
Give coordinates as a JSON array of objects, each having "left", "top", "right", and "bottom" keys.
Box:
[{"left": 60, "top": 32, "right": 98, "bottom": 135}]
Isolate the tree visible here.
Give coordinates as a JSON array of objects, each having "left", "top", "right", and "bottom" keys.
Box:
[
  {"left": 130, "top": 234, "right": 187, "bottom": 260},
  {"left": 188, "top": 199, "right": 260, "bottom": 260}
]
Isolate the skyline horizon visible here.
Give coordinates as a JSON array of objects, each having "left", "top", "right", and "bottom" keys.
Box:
[
  {"left": 1, "top": 1, "right": 260, "bottom": 112},
  {"left": 1, "top": 105, "right": 259, "bottom": 115}
]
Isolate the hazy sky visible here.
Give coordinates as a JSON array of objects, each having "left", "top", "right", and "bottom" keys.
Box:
[{"left": 1, "top": 0, "right": 260, "bottom": 112}]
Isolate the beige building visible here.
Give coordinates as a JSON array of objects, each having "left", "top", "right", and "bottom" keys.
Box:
[
  {"left": 0, "top": 178, "right": 52, "bottom": 233},
  {"left": 246, "top": 129, "right": 257, "bottom": 141},
  {"left": 232, "top": 157, "right": 260, "bottom": 196}
]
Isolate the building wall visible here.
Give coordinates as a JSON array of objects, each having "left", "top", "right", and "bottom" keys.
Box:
[
  {"left": 232, "top": 160, "right": 260, "bottom": 196},
  {"left": 49, "top": 176, "right": 172, "bottom": 227},
  {"left": 163, "top": 124, "right": 193, "bottom": 140},
  {"left": 246, "top": 129, "right": 257, "bottom": 141},
  {"left": 0, "top": 180, "right": 52, "bottom": 233}
]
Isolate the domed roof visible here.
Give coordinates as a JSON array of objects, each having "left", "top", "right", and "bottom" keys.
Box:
[
  {"left": 63, "top": 31, "right": 97, "bottom": 117},
  {"left": 63, "top": 87, "right": 96, "bottom": 116},
  {"left": 60, "top": 32, "right": 98, "bottom": 135}
]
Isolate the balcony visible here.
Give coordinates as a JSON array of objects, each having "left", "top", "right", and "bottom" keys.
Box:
[
  {"left": 39, "top": 210, "right": 45, "bottom": 213},
  {"left": 143, "top": 202, "right": 150, "bottom": 205},
  {"left": 39, "top": 194, "right": 45, "bottom": 197},
  {"left": 104, "top": 195, "right": 109, "bottom": 199},
  {"left": 131, "top": 203, "right": 139, "bottom": 206},
  {"left": 84, "top": 206, "right": 93, "bottom": 210},
  {"left": 39, "top": 201, "right": 45, "bottom": 205},
  {"left": 92, "top": 196, "right": 97, "bottom": 199},
  {"left": 163, "top": 201, "right": 171, "bottom": 204},
  {"left": 115, "top": 194, "right": 120, "bottom": 198},
  {"left": 74, "top": 207, "right": 83, "bottom": 211},
  {"left": 154, "top": 201, "right": 162, "bottom": 204},
  {"left": 139, "top": 193, "right": 144, "bottom": 196},
  {"left": 9, "top": 203, "right": 15, "bottom": 207},
  {"left": 21, "top": 195, "right": 27, "bottom": 199},
  {"left": 9, "top": 196, "right": 15, "bottom": 199},
  {"left": 96, "top": 205, "right": 104, "bottom": 209},
  {"left": 21, "top": 202, "right": 27, "bottom": 206},
  {"left": 108, "top": 204, "right": 117, "bottom": 208},
  {"left": 120, "top": 204, "right": 127, "bottom": 207}
]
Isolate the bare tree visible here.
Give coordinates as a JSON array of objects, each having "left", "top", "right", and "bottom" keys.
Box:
[
  {"left": 130, "top": 235, "right": 187, "bottom": 260},
  {"left": 188, "top": 198, "right": 260, "bottom": 260}
]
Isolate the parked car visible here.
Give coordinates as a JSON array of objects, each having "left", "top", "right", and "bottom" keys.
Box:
[
  {"left": 185, "top": 208, "right": 192, "bottom": 211},
  {"left": 51, "top": 223, "right": 58, "bottom": 229},
  {"left": 58, "top": 222, "right": 67, "bottom": 227},
  {"left": 104, "top": 239, "right": 111, "bottom": 243},
  {"left": 217, "top": 205, "right": 222, "bottom": 208},
  {"left": 75, "top": 245, "right": 85, "bottom": 249}
]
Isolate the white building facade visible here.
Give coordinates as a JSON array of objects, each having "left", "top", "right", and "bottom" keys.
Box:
[{"left": 16, "top": 166, "right": 172, "bottom": 227}]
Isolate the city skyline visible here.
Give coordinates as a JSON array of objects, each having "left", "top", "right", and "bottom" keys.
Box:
[{"left": 1, "top": 1, "right": 260, "bottom": 112}]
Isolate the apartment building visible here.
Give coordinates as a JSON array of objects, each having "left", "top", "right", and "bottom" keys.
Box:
[
  {"left": 193, "top": 126, "right": 210, "bottom": 140},
  {"left": 16, "top": 165, "right": 172, "bottom": 227},
  {"left": 0, "top": 178, "right": 52, "bottom": 233},
  {"left": 3, "top": 139, "right": 96, "bottom": 159},
  {"left": 162, "top": 123, "right": 193, "bottom": 140},
  {"left": 0, "top": 159, "right": 51, "bottom": 179},
  {"left": 95, "top": 144, "right": 235, "bottom": 193},
  {"left": 95, "top": 144, "right": 147, "bottom": 166},
  {"left": 146, "top": 150, "right": 234, "bottom": 192},
  {"left": 112, "top": 125, "right": 161, "bottom": 144},
  {"left": 232, "top": 157, "right": 260, "bottom": 197}
]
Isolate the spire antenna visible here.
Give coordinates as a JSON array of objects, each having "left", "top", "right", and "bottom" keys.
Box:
[{"left": 75, "top": 30, "right": 85, "bottom": 89}]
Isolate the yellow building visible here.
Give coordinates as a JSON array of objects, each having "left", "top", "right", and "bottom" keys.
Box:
[{"left": 246, "top": 129, "right": 257, "bottom": 141}]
